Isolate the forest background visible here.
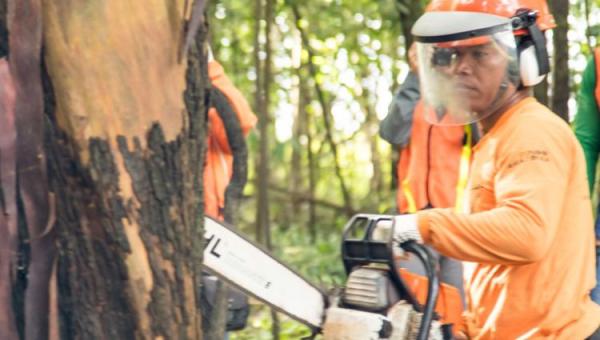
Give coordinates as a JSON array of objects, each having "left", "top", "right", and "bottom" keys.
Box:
[{"left": 210, "top": 0, "right": 598, "bottom": 338}]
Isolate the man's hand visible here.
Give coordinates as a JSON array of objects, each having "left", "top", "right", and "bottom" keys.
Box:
[{"left": 392, "top": 214, "right": 423, "bottom": 244}]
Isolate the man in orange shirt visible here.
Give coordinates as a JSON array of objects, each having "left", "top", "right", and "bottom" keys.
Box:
[
  {"left": 380, "top": 42, "right": 470, "bottom": 322},
  {"left": 390, "top": 0, "right": 600, "bottom": 338},
  {"left": 202, "top": 52, "right": 257, "bottom": 337}
]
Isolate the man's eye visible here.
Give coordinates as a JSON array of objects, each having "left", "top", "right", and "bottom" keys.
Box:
[{"left": 472, "top": 50, "right": 488, "bottom": 59}]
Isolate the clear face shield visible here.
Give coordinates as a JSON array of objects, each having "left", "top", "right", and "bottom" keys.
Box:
[{"left": 412, "top": 13, "right": 520, "bottom": 126}]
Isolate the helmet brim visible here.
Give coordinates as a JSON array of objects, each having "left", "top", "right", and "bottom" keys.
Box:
[{"left": 412, "top": 11, "right": 512, "bottom": 43}]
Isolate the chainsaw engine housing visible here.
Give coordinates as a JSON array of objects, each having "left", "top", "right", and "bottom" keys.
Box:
[{"left": 322, "top": 214, "right": 449, "bottom": 340}]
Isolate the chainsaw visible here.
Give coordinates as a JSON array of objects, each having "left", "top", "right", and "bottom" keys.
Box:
[{"left": 203, "top": 214, "right": 455, "bottom": 339}]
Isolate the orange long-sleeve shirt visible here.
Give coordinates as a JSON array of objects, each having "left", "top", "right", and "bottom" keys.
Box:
[
  {"left": 204, "top": 61, "right": 257, "bottom": 219},
  {"left": 417, "top": 97, "right": 600, "bottom": 339}
]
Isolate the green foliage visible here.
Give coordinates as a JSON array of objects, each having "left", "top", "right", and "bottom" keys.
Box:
[
  {"left": 231, "top": 226, "right": 345, "bottom": 339},
  {"left": 272, "top": 226, "right": 345, "bottom": 286},
  {"left": 231, "top": 305, "right": 315, "bottom": 340},
  {"left": 209, "top": 0, "right": 598, "bottom": 337}
]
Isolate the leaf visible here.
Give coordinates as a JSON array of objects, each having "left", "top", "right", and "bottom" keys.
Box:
[{"left": 587, "top": 24, "right": 600, "bottom": 37}]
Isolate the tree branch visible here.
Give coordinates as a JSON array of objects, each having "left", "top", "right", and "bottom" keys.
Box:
[{"left": 268, "top": 183, "right": 357, "bottom": 215}]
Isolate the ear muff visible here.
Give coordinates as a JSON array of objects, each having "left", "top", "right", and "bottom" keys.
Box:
[
  {"left": 515, "top": 26, "right": 551, "bottom": 87},
  {"left": 519, "top": 43, "right": 545, "bottom": 86}
]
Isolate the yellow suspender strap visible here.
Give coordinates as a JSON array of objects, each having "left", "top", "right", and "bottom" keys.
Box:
[
  {"left": 454, "top": 124, "right": 472, "bottom": 213},
  {"left": 401, "top": 178, "right": 417, "bottom": 213}
]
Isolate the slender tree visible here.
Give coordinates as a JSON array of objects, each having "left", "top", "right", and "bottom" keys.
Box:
[
  {"left": 534, "top": 77, "right": 549, "bottom": 107},
  {"left": 291, "top": 2, "right": 354, "bottom": 216},
  {"left": 549, "top": 0, "right": 569, "bottom": 121},
  {"left": 396, "top": 0, "right": 425, "bottom": 60}
]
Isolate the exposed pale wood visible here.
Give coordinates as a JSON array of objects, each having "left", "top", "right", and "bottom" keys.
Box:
[
  {"left": 42, "top": 0, "right": 189, "bottom": 163},
  {"left": 37, "top": 1, "right": 209, "bottom": 338}
]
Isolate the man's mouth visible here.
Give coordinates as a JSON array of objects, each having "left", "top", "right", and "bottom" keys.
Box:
[{"left": 456, "top": 83, "right": 478, "bottom": 94}]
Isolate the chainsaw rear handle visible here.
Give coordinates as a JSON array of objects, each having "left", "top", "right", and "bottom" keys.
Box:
[{"left": 399, "top": 241, "right": 440, "bottom": 340}]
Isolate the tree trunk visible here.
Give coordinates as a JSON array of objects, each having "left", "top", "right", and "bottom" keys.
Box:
[
  {"left": 549, "top": 0, "right": 569, "bottom": 121},
  {"left": 254, "top": 0, "right": 270, "bottom": 246},
  {"left": 306, "top": 95, "right": 318, "bottom": 237},
  {"left": 534, "top": 76, "right": 549, "bottom": 107},
  {"left": 1, "top": 1, "right": 57, "bottom": 339},
  {"left": 584, "top": 0, "right": 592, "bottom": 50},
  {"left": 289, "top": 69, "right": 304, "bottom": 223},
  {"left": 297, "top": 68, "right": 319, "bottom": 241},
  {"left": 357, "top": 69, "right": 385, "bottom": 211},
  {"left": 0, "top": 57, "right": 19, "bottom": 340},
  {"left": 2, "top": 1, "right": 210, "bottom": 339},
  {"left": 396, "top": 0, "right": 425, "bottom": 61},
  {"left": 0, "top": 0, "right": 6, "bottom": 56}
]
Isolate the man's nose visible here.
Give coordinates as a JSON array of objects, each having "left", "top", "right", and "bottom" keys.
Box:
[{"left": 454, "top": 53, "right": 474, "bottom": 75}]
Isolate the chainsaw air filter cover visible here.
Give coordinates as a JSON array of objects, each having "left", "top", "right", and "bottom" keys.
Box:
[{"left": 342, "top": 266, "right": 400, "bottom": 312}]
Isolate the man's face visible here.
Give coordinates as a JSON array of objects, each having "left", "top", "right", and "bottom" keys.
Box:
[
  {"left": 417, "top": 35, "right": 518, "bottom": 125},
  {"left": 447, "top": 42, "right": 512, "bottom": 114}
]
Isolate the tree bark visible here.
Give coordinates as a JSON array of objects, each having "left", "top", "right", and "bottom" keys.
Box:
[
  {"left": 1, "top": 1, "right": 57, "bottom": 339},
  {"left": 0, "top": 0, "right": 6, "bottom": 57},
  {"left": 290, "top": 69, "right": 304, "bottom": 223},
  {"left": 0, "top": 57, "right": 19, "bottom": 340},
  {"left": 549, "top": 0, "right": 569, "bottom": 121},
  {"left": 11, "top": 1, "right": 211, "bottom": 338},
  {"left": 534, "top": 76, "right": 549, "bottom": 107}
]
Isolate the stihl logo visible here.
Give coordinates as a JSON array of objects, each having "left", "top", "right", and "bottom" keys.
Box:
[{"left": 204, "top": 233, "right": 222, "bottom": 258}]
